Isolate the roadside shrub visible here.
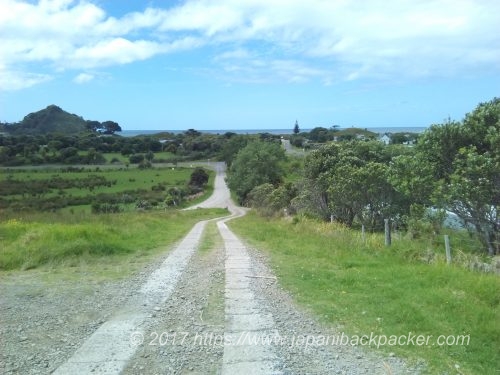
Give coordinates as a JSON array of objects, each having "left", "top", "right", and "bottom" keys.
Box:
[{"left": 189, "top": 167, "right": 209, "bottom": 188}]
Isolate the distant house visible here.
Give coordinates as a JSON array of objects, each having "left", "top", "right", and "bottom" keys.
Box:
[
  {"left": 403, "top": 139, "right": 416, "bottom": 146},
  {"left": 379, "top": 133, "right": 391, "bottom": 145}
]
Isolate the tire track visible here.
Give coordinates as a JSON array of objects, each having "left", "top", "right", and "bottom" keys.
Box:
[
  {"left": 217, "top": 216, "right": 282, "bottom": 375},
  {"left": 53, "top": 221, "right": 207, "bottom": 374}
]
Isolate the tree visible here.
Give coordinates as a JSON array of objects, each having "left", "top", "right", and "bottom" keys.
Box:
[
  {"left": 185, "top": 129, "right": 201, "bottom": 137},
  {"left": 440, "top": 147, "right": 499, "bottom": 255},
  {"left": 85, "top": 148, "right": 106, "bottom": 164},
  {"left": 189, "top": 167, "right": 209, "bottom": 189},
  {"left": 102, "top": 121, "right": 122, "bottom": 134},
  {"left": 296, "top": 141, "right": 406, "bottom": 227},
  {"left": 308, "top": 127, "right": 332, "bottom": 143},
  {"left": 85, "top": 120, "right": 121, "bottom": 134},
  {"left": 60, "top": 147, "right": 80, "bottom": 164},
  {"left": 439, "top": 99, "right": 499, "bottom": 255},
  {"left": 86, "top": 120, "right": 101, "bottom": 133},
  {"left": 220, "top": 135, "right": 249, "bottom": 167},
  {"left": 129, "top": 154, "right": 144, "bottom": 164},
  {"left": 400, "top": 98, "right": 500, "bottom": 254},
  {"left": 145, "top": 151, "right": 155, "bottom": 162},
  {"left": 247, "top": 182, "right": 297, "bottom": 217},
  {"left": 226, "top": 141, "right": 286, "bottom": 204},
  {"left": 293, "top": 120, "right": 300, "bottom": 134}
]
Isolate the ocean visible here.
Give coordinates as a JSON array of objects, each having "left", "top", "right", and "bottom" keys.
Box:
[{"left": 120, "top": 127, "right": 428, "bottom": 137}]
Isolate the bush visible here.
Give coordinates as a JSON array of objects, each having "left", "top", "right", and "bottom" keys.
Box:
[
  {"left": 129, "top": 154, "right": 145, "bottom": 164},
  {"left": 91, "top": 202, "right": 122, "bottom": 214},
  {"left": 189, "top": 167, "right": 209, "bottom": 188}
]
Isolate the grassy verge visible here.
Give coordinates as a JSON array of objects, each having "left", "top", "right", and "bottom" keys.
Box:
[
  {"left": 198, "top": 221, "right": 224, "bottom": 255},
  {"left": 228, "top": 212, "right": 500, "bottom": 375},
  {"left": 0, "top": 208, "right": 226, "bottom": 271}
]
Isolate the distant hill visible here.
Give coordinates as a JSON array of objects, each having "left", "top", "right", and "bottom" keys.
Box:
[{"left": 1, "top": 105, "right": 121, "bottom": 135}]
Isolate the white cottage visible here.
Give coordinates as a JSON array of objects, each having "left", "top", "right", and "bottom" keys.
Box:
[{"left": 379, "top": 133, "right": 391, "bottom": 145}]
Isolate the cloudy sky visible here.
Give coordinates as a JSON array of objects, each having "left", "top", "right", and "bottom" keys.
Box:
[{"left": 1, "top": 0, "right": 499, "bottom": 130}]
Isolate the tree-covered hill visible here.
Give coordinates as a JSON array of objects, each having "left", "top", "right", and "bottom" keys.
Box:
[{"left": 1, "top": 105, "right": 121, "bottom": 135}]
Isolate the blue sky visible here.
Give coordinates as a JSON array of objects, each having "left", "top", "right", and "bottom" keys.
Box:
[{"left": 1, "top": 0, "right": 499, "bottom": 131}]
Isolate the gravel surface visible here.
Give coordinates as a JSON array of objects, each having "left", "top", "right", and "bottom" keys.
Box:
[
  {"left": 242, "top": 246, "right": 424, "bottom": 374},
  {"left": 0, "top": 258, "right": 164, "bottom": 374},
  {"left": 123, "top": 223, "right": 225, "bottom": 374},
  {"left": 0, "top": 163, "right": 423, "bottom": 374}
]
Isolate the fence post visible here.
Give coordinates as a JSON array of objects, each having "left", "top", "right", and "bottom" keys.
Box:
[
  {"left": 361, "top": 224, "right": 366, "bottom": 242},
  {"left": 330, "top": 214, "right": 334, "bottom": 223},
  {"left": 384, "top": 219, "right": 391, "bottom": 246},
  {"left": 445, "top": 235, "right": 452, "bottom": 264}
]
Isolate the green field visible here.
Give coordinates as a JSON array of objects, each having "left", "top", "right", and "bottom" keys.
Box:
[
  {"left": 0, "top": 163, "right": 221, "bottom": 271},
  {"left": 103, "top": 151, "right": 177, "bottom": 164},
  {"left": 229, "top": 212, "right": 500, "bottom": 375},
  {"left": 0, "top": 165, "right": 214, "bottom": 213}
]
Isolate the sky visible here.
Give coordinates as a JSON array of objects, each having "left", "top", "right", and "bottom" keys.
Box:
[{"left": 0, "top": 0, "right": 499, "bottom": 131}]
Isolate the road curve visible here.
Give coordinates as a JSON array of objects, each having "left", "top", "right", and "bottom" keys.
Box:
[
  {"left": 185, "top": 162, "right": 234, "bottom": 212},
  {"left": 54, "top": 162, "right": 281, "bottom": 374},
  {"left": 189, "top": 161, "right": 282, "bottom": 373}
]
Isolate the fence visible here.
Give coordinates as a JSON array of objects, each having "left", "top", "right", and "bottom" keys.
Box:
[{"left": 355, "top": 220, "right": 500, "bottom": 274}]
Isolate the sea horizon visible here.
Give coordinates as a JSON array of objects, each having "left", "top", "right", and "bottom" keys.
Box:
[{"left": 120, "top": 126, "right": 428, "bottom": 137}]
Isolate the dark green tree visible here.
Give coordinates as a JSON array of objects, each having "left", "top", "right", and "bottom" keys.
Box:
[
  {"left": 220, "top": 135, "right": 250, "bottom": 167},
  {"left": 189, "top": 167, "right": 209, "bottom": 189},
  {"left": 308, "top": 127, "right": 332, "bottom": 143},
  {"left": 227, "top": 141, "right": 286, "bottom": 204},
  {"left": 102, "top": 121, "right": 122, "bottom": 134},
  {"left": 293, "top": 120, "right": 300, "bottom": 134},
  {"left": 393, "top": 98, "right": 500, "bottom": 254},
  {"left": 297, "top": 141, "right": 405, "bottom": 227}
]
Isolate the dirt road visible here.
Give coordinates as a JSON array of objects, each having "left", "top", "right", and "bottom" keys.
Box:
[{"left": 1, "top": 163, "right": 419, "bottom": 374}]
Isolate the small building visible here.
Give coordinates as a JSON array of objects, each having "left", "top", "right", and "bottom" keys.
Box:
[{"left": 379, "top": 133, "right": 391, "bottom": 145}]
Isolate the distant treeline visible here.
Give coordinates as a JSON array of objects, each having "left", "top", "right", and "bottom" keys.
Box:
[{"left": 0, "top": 130, "right": 239, "bottom": 166}]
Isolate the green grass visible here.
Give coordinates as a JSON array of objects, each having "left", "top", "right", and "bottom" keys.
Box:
[
  {"left": 101, "top": 151, "right": 177, "bottom": 164},
  {"left": 228, "top": 212, "right": 500, "bottom": 375},
  {"left": 0, "top": 166, "right": 214, "bottom": 211},
  {"left": 1, "top": 166, "right": 195, "bottom": 195},
  {"left": 0, "top": 208, "right": 226, "bottom": 271},
  {"left": 198, "top": 221, "right": 224, "bottom": 255}
]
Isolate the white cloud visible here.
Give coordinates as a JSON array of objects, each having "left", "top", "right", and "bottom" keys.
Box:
[
  {"left": 73, "top": 72, "right": 94, "bottom": 84},
  {"left": 0, "top": 65, "right": 52, "bottom": 90},
  {"left": 158, "top": 0, "right": 500, "bottom": 80},
  {"left": 68, "top": 38, "right": 164, "bottom": 68},
  {"left": 1, "top": 0, "right": 499, "bottom": 91}
]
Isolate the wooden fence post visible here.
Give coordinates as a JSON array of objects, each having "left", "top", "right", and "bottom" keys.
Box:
[
  {"left": 384, "top": 219, "right": 391, "bottom": 246},
  {"left": 445, "top": 235, "right": 452, "bottom": 264},
  {"left": 361, "top": 224, "right": 366, "bottom": 242}
]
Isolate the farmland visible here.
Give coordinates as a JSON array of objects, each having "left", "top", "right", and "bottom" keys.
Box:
[{"left": 0, "top": 164, "right": 214, "bottom": 214}]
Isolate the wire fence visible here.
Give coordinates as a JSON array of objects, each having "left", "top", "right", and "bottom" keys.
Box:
[{"left": 356, "top": 220, "right": 500, "bottom": 275}]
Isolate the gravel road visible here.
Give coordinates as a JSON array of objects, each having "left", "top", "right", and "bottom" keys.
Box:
[{"left": 0, "top": 162, "right": 422, "bottom": 374}]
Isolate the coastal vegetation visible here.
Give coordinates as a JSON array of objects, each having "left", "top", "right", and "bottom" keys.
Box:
[{"left": 228, "top": 98, "right": 500, "bottom": 256}]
